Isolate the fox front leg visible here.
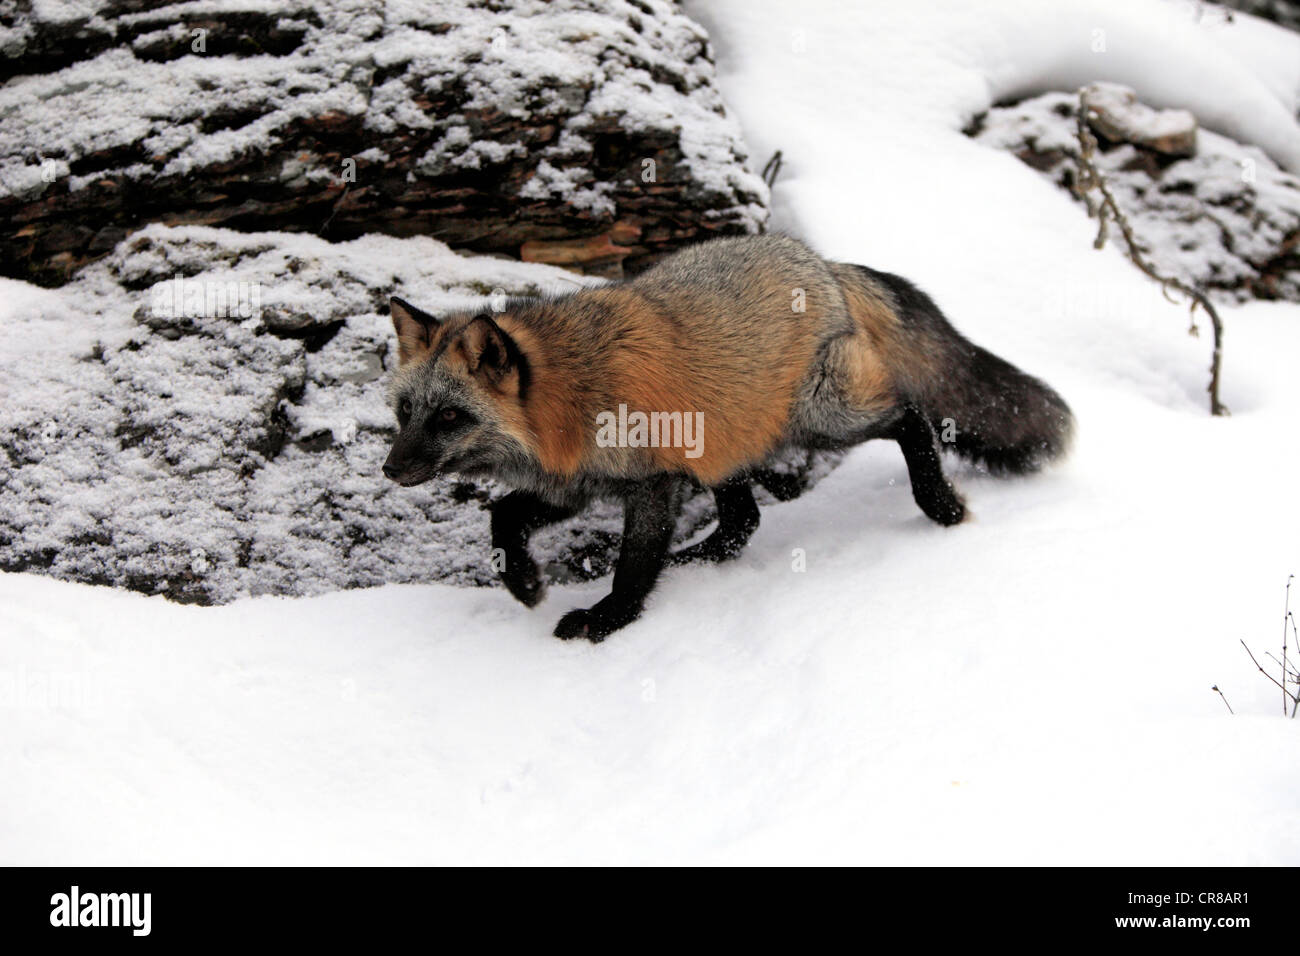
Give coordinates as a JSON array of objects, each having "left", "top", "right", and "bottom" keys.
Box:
[
  {"left": 554, "top": 473, "right": 683, "bottom": 642},
  {"left": 489, "top": 491, "right": 577, "bottom": 607}
]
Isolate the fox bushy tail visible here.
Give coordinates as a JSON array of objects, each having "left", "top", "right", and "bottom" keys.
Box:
[
  {"left": 856, "top": 265, "right": 1074, "bottom": 475},
  {"left": 918, "top": 335, "right": 1074, "bottom": 475}
]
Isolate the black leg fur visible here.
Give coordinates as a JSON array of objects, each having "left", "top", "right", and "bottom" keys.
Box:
[
  {"left": 669, "top": 476, "right": 760, "bottom": 565},
  {"left": 752, "top": 468, "right": 804, "bottom": 502},
  {"left": 892, "top": 403, "right": 966, "bottom": 526},
  {"left": 490, "top": 490, "right": 577, "bottom": 607},
  {"left": 554, "top": 474, "right": 682, "bottom": 642}
]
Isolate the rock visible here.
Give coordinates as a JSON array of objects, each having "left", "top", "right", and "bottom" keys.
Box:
[
  {"left": 522, "top": 228, "right": 638, "bottom": 270},
  {"left": 0, "top": 0, "right": 769, "bottom": 286},
  {"left": 1214, "top": 0, "right": 1300, "bottom": 32},
  {"left": 968, "top": 90, "right": 1300, "bottom": 303},
  {"left": 1083, "top": 82, "right": 1198, "bottom": 158},
  {"left": 262, "top": 310, "right": 320, "bottom": 334}
]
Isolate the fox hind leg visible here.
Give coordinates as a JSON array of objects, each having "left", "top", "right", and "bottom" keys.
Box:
[
  {"left": 752, "top": 468, "right": 805, "bottom": 502},
  {"left": 892, "top": 403, "right": 966, "bottom": 526},
  {"left": 669, "top": 476, "right": 761, "bottom": 566}
]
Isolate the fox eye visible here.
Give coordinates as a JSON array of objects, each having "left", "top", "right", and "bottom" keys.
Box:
[
  {"left": 425, "top": 407, "right": 468, "bottom": 435},
  {"left": 398, "top": 397, "right": 413, "bottom": 421}
]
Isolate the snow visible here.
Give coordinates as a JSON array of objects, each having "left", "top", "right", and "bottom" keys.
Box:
[{"left": 4, "top": 0, "right": 1300, "bottom": 864}]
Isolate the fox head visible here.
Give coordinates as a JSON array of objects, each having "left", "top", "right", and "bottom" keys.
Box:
[{"left": 383, "top": 296, "right": 533, "bottom": 486}]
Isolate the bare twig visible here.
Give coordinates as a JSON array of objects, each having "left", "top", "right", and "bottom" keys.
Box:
[
  {"left": 1263, "top": 651, "right": 1300, "bottom": 682},
  {"left": 1241, "top": 639, "right": 1300, "bottom": 711},
  {"left": 761, "top": 150, "right": 784, "bottom": 190},
  {"left": 1291, "top": 611, "right": 1300, "bottom": 717},
  {"left": 320, "top": 183, "right": 350, "bottom": 235},
  {"left": 1211, "top": 685, "right": 1234, "bottom": 715},
  {"left": 1071, "top": 88, "right": 1227, "bottom": 416},
  {"left": 1284, "top": 576, "right": 1294, "bottom": 716}
]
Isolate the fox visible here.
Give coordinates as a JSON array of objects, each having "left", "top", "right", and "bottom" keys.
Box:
[{"left": 383, "top": 234, "right": 1072, "bottom": 641}]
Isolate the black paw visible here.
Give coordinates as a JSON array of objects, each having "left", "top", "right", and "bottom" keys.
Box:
[
  {"left": 553, "top": 607, "right": 605, "bottom": 642},
  {"left": 499, "top": 557, "right": 546, "bottom": 607},
  {"left": 919, "top": 486, "right": 966, "bottom": 527},
  {"left": 668, "top": 534, "right": 742, "bottom": 566},
  {"left": 553, "top": 600, "right": 639, "bottom": 642}
]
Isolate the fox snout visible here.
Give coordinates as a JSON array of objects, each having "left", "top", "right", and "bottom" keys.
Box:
[
  {"left": 383, "top": 459, "right": 433, "bottom": 487},
  {"left": 383, "top": 437, "right": 435, "bottom": 487},
  {"left": 381, "top": 455, "right": 417, "bottom": 485}
]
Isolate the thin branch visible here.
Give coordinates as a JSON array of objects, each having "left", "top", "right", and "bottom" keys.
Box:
[
  {"left": 1284, "top": 576, "right": 1294, "bottom": 717},
  {"left": 1263, "top": 651, "right": 1300, "bottom": 683},
  {"left": 1211, "top": 685, "right": 1234, "bottom": 715},
  {"left": 319, "top": 183, "right": 350, "bottom": 235},
  {"left": 761, "top": 149, "right": 784, "bottom": 190},
  {"left": 1290, "top": 610, "right": 1300, "bottom": 717},
  {"left": 1241, "top": 639, "right": 1299, "bottom": 707},
  {"left": 1071, "top": 89, "right": 1227, "bottom": 416}
]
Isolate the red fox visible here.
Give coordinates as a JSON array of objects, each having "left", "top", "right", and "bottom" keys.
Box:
[{"left": 384, "top": 235, "right": 1072, "bottom": 641}]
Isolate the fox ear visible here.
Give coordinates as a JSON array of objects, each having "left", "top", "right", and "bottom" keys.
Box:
[
  {"left": 459, "top": 314, "right": 524, "bottom": 392},
  {"left": 390, "top": 297, "right": 441, "bottom": 367}
]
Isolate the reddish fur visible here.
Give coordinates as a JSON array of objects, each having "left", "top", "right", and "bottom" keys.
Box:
[
  {"left": 827, "top": 263, "right": 902, "bottom": 415},
  {"left": 485, "top": 286, "right": 826, "bottom": 485}
]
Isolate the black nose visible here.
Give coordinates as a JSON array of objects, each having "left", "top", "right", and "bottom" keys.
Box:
[{"left": 383, "top": 463, "right": 400, "bottom": 480}]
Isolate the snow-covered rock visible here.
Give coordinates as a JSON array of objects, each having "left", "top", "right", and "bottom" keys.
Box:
[
  {"left": 0, "top": 0, "right": 769, "bottom": 284},
  {"left": 1081, "top": 81, "right": 1198, "bottom": 158}
]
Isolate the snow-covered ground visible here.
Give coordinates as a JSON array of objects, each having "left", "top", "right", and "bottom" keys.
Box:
[{"left": 4, "top": 0, "right": 1300, "bottom": 864}]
